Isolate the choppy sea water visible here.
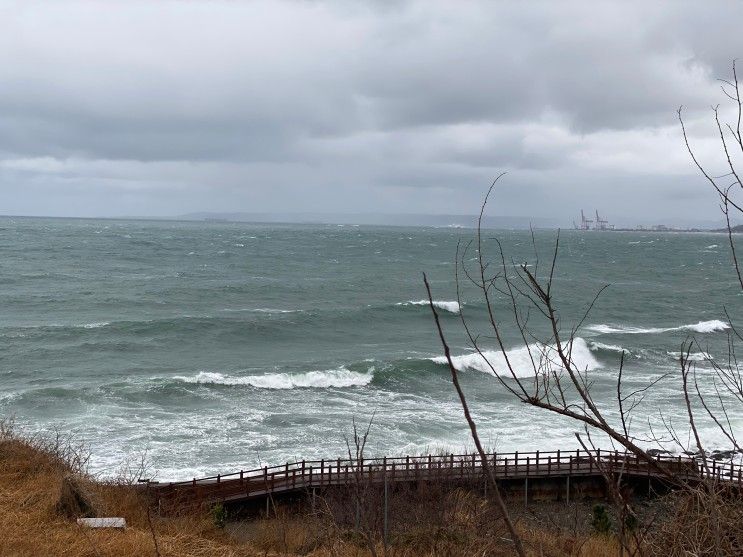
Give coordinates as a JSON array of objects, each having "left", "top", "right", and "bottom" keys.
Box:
[{"left": 0, "top": 217, "right": 740, "bottom": 479}]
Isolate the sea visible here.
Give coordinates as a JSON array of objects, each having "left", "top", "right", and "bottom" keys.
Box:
[{"left": 0, "top": 217, "right": 740, "bottom": 480}]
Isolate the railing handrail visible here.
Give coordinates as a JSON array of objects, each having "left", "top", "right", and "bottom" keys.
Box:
[{"left": 156, "top": 448, "right": 743, "bottom": 487}]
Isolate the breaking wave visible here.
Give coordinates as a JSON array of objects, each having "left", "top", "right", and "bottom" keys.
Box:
[
  {"left": 398, "top": 300, "right": 461, "bottom": 314},
  {"left": 430, "top": 337, "right": 600, "bottom": 378},
  {"left": 174, "top": 367, "right": 374, "bottom": 389},
  {"left": 588, "top": 341, "right": 626, "bottom": 353},
  {"left": 686, "top": 320, "right": 731, "bottom": 333},
  {"left": 221, "top": 308, "right": 303, "bottom": 314},
  {"left": 2, "top": 321, "right": 112, "bottom": 331},
  {"left": 667, "top": 351, "right": 713, "bottom": 362},
  {"left": 586, "top": 320, "right": 729, "bottom": 335},
  {"left": 82, "top": 322, "right": 110, "bottom": 329}
]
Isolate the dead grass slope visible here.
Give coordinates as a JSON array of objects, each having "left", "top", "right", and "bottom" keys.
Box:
[{"left": 0, "top": 423, "right": 632, "bottom": 556}]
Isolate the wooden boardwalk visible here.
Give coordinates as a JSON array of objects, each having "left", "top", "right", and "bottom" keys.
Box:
[{"left": 149, "top": 449, "right": 743, "bottom": 511}]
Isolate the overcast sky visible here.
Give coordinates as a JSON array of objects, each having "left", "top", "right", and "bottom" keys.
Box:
[{"left": 1, "top": 0, "right": 742, "bottom": 226}]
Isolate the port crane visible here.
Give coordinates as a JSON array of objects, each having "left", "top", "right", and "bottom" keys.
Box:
[
  {"left": 573, "top": 210, "right": 593, "bottom": 230},
  {"left": 573, "top": 210, "right": 614, "bottom": 230},
  {"left": 595, "top": 210, "right": 610, "bottom": 230}
]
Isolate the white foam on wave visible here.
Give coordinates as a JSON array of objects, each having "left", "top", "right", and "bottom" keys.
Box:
[
  {"left": 588, "top": 341, "right": 626, "bottom": 353},
  {"left": 398, "top": 300, "right": 461, "bottom": 314},
  {"left": 81, "top": 322, "right": 110, "bottom": 329},
  {"left": 587, "top": 319, "right": 729, "bottom": 335},
  {"left": 221, "top": 308, "right": 302, "bottom": 314},
  {"left": 706, "top": 244, "right": 718, "bottom": 249},
  {"left": 667, "top": 351, "right": 713, "bottom": 362},
  {"left": 175, "top": 367, "right": 373, "bottom": 389},
  {"left": 588, "top": 324, "right": 668, "bottom": 334},
  {"left": 431, "top": 337, "right": 600, "bottom": 378},
  {"left": 686, "top": 320, "right": 730, "bottom": 333}
]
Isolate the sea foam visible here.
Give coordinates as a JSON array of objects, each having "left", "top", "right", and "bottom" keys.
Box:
[
  {"left": 175, "top": 367, "right": 373, "bottom": 389},
  {"left": 431, "top": 337, "right": 600, "bottom": 378},
  {"left": 588, "top": 341, "right": 626, "bottom": 353},
  {"left": 82, "top": 322, "right": 110, "bottom": 329},
  {"left": 685, "top": 320, "right": 730, "bottom": 333},
  {"left": 398, "top": 300, "right": 461, "bottom": 314},
  {"left": 667, "top": 351, "right": 713, "bottom": 362},
  {"left": 586, "top": 319, "right": 729, "bottom": 335},
  {"left": 222, "top": 308, "right": 302, "bottom": 314}
]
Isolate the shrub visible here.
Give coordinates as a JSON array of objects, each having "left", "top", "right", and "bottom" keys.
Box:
[
  {"left": 211, "top": 502, "right": 227, "bottom": 528},
  {"left": 592, "top": 504, "right": 612, "bottom": 534}
]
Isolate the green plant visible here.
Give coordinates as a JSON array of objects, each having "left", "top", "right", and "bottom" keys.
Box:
[
  {"left": 591, "top": 505, "right": 611, "bottom": 534},
  {"left": 211, "top": 503, "right": 227, "bottom": 529}
]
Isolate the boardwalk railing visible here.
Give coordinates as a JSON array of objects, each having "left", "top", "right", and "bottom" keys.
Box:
[{"left": 150, "top": 449, "right": 743, "bottom": 509}]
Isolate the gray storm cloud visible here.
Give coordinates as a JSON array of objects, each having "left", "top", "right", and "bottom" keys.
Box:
[{"left": 0, "top": 0, "right": 741, "bottom": 224}]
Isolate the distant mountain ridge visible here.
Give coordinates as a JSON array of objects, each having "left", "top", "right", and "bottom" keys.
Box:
[{"left": 712, "top": 224, "right": 743, "bottom": 233}]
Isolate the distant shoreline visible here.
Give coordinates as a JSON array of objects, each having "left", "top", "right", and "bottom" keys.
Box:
[
  {"left": 0, "top": 212, "right": 735, "bottom": 233},
  {"left": 574, "top": 227, "right": 732, "bottom": 234}
]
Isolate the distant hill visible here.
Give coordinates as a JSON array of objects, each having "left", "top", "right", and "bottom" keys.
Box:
[{"left": 711, "top": 224, "right": 743, "bottom": 233}]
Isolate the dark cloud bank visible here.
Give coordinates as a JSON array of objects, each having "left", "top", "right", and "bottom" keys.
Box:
[{"left": 1, "top": 0, "right": 742, "bottom": 226}]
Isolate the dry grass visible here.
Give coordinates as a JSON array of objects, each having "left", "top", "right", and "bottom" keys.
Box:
[
  {"left": 648, "top": 487, "right": 743, "bottom": 556},
  {"left": 0, "top": 422, "right": 249, "bottom": 557},
  {"left": 237, "top": 512, "right": 620, "bottom": 557}
]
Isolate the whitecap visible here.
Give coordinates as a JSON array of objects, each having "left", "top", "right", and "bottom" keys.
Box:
[
  {"left": 431, "top": 337, "right": 600, "bottom": 378},
  {"left": 398, "top": 300, "right": 461, "bottom": 314},
  {"left": 586, "top": 320, "right": 729, "bottom": 335},
  {"left": 686, "top": 320, "right": 729, "bottom": 333},
  {"left": 667, "top": 351, "right": 713, "bottom": 362},
  {"left": 221, "top": 308, "right": 303, "bottom": 314},
  {"left": 82, "top": 322, "right": 110, "bottom": 329},
  {"left": 587, "top": 324, "right": 668, "bottom": 335},
  {"left": 588, "top": 341, "right": 626, "bottom": 353},
  {"left": 174, "top": 367, "right": 373, "bottom": 389},
  {"left": 706, "top": 244, "right": 718, "bottom": 249}
]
